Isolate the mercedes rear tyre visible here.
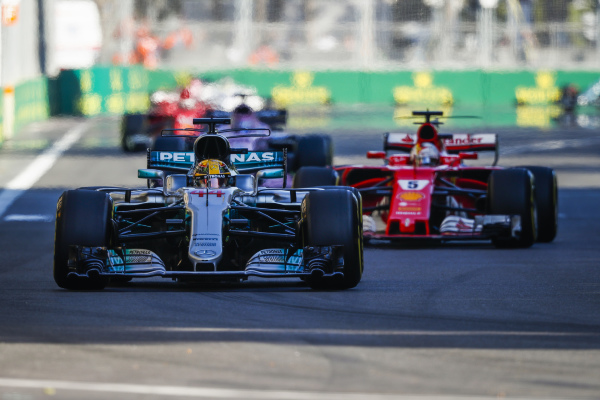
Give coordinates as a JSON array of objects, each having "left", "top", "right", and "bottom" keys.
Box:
[
  {"left": 488, "top": 168, "right": 537, "bottom": 248},
  {"left": 54, "top": 189, "right": 113, "bottom": 290},
  {"left": 302, "top": 188, "right": 363, "bottom": 289}
]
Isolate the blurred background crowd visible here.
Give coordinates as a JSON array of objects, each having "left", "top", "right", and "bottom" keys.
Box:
[
  {"left": 0, "top": 0, "right": 599, "bottom": 139},
  {"left": 4, "top": 0, "right": 600, "bottom": 86}
]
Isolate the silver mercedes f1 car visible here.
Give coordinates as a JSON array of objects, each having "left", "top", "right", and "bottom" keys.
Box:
[{"left": 54, "top": 118, "right": 363, "bottom": 290}]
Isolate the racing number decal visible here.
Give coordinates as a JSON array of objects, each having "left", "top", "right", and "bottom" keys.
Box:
[{"left": 398, "top": 180, "right": 429, "bottom": 191}]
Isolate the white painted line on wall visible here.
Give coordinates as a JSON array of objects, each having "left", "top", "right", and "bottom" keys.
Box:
[{"left": 0, "top": 122, "right": 88, "bottom": 218}]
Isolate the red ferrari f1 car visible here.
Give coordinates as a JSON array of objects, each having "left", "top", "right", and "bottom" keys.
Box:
[{"left": 293, "top": 111, "right": 557, "bottom": 248}]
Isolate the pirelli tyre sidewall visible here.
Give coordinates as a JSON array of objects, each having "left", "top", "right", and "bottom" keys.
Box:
[
  {"left": 292, "top": 166, "right": 339, "bottom": 188},
  {"left": 302, "top": 188, "right": 363, "bottom": 289},
  {"left": 517, "top": 166, "right": 558, "bottom": 243},
  {"left": 488, "top": 168, "right": 537, "bottom": 248},
  {"left": 54, "top": 189, "right": 113, "bottom": 290}
]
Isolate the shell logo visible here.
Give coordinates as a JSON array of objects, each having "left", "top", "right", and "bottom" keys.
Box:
[
  {"left": 535, "top": 71, "right": 556, "bottom": 89},
  {"left": 400, "top": 191, "right": 425, "bottom": 201},
  {"left": 515, "top": 70, "right": 561, "bottom": 105},
  {"left": 393, "top": 71, "right": 453, "bottom": 106},
  {"left": 413, "top": 72, "right": 433, "bottom": 88},
  {"left": 271, "top": 71, "right": 331, "bottom": 107},
  {"left": 292, "top": 71, "right": 314, "bottom": 88}
]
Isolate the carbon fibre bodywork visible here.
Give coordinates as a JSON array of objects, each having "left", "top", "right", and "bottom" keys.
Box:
[{"left": 54, "top": 118, "right": 363, "bottom": 290}]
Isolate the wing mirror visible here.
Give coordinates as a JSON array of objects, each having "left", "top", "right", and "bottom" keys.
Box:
[
  {"left": 138, "top": 169, "right": 164, "bottom": 180},
  {"left": 459, "top": 152, "right": 478, "bottom": 160},
  {"left": 367, "top": 151, "right": 386, "bottom": 159},
  {"left": 234, "top": 174, "right": 255, "bottom": 193},
  {"left": 165, "top": 174, "right": 188, "bottom": 194},
  {"left": 256, "top": 169, "right": 284, "bottom": 179},
  {"left": 253, "top": 168, "right": 285, "bottom": 195}
]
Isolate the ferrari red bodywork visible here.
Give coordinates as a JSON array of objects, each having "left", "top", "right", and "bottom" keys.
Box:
[{"left": 335, "top": 111, "right": 531, "bottom": 243}]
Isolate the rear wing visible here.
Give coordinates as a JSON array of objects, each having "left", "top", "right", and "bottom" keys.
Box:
[
  {"left": 207, "top": 108, "right": 288, "bottom": 128},
  {"left": 255, "top": 109, "right": 287, "bottom": 128},
  {"left": 148, "top": 150, "right": 286, "bottom": 174},
  {"left": 384, "top": 132, "right": 499, "bottom": 164}
]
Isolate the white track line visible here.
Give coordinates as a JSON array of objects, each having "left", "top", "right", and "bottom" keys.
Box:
[
  {"left": 0, "top": 378, "right": 572, "bottom": 400},
  {"left": 0, "top": 121, "right": 88, "bottom": 218},
  {"left": 3, "top": 214, "right": 53, "bottom": 222},
  {"left": 138, "top": 327, "right": 598, "bottom": 337}
]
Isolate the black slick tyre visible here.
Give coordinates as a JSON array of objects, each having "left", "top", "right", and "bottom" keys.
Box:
[
  {"left": 293, "top": 166, "right": 339, "bottom": 188},
  {"left": 54, "top": 190, "right": 113, "bottom": 290},
  {"left": 518, "top": 166, "right": 558, "bottom": 243},
  {"left": 302, "top": 188, "right": 363, "bottom": 289},
  {"left": 121, "top": 114, "right": 148, "bottom": 152},
  {"left": 294, "top": 135, "right": 333, "bottom": 170},
  {"left": 487, "top": 168, "right": 537, "bottom": 248},
  {"left": 151, "top": 135, "right": 194, "bottom": 152}
]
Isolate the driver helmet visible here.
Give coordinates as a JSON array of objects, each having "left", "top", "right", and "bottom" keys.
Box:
[
  {"left": 410, "top": 142, "right": 440, "bottom": 166},
  {"left": 193, "top": 159, "right": 234, "bottom": 188},
  {"left": 179, "top": 88, "right": 197, "bottom": 109},
  {"left": 233, "top": 103, "right": 252, "bottom": 115}
]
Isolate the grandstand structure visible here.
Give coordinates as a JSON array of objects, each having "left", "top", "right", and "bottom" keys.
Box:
[{"left": 96, "top": 0, "right": 600, "bottom": 71}]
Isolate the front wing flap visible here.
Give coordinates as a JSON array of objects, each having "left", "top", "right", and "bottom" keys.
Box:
[
  {"left": 66, "top": 245, "right": 344, "bottom": 280},
  {"left": 365, "top": 214, "right": 522, "bottom": 241}
]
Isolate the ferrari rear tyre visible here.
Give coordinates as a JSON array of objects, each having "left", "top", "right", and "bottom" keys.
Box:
[
  {"left": 488, "top": 168, "right": 537, "bottom": 248},
  {"left": 54, "top": 190, "right": 113, "bottom": 290},
  {"left": 294, "top": 135, "right": 333, "bottom": 170},
  {"left": 303, "top": 188, "right": 363, "bottom": 289},
  {"left": 292, "top": 166, "right": 339, "bottom": 188},
  {"left": 518, "top": 166, "right": 558, "bottom": 243}
]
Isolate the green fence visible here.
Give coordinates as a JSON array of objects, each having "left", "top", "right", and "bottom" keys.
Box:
[
  {"left": 52, "top": 67, "right": 600, "bottom": 116},
  {"left": 57, "top": 66, "right": 150, "bottom": 116},
  {"left": 3, "top": 67, "right": 599, "bottom": 140},
  {"left": 14, "top": 77, "right": 50, "bottom": 134},
  {"left": 0, "top": 90, "right": 3, "bottom": 146},
  {"left": 196, "top": 69, "right": 599, "bottom": 108}
]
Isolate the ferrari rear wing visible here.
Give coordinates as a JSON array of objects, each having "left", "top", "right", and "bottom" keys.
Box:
[
  {"left": 440, "top": 133, "right": 498, "bottom": 154},
  {"left": 384, "top": 132, "right": 499, "bottom": 164}
]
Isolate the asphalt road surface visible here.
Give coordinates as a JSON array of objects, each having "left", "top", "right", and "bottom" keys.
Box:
[{"left": 0, "top": 114, "right": 599, "bottom": 400}]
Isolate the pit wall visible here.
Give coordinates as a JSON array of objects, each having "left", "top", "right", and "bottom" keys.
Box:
[
  {"left": 1, "top": 77, "right": 49, "bottom": 146},
  {"left": 54, "top": 67, "right": 600, "bottom": 115},
  {"left": 1, "top": 67, "right": 598, "bottom": 145}
]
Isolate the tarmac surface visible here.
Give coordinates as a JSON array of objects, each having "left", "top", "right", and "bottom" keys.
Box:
[{"left": 0, "top": 114, "right": 598, "bottom": 399}]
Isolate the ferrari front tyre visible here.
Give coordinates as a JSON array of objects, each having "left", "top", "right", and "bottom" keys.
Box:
[
  {"left": 487, "top": 168, "right": 537, "bottom": 248},
  {"left": 518, "top": 166, "right": 558, "bottom": 243},
  {"left": 292, "top": 166, "right": 339, "bottom": 188},
  {"left": 54, "top": 189, "right": 113, "bottom": 290},
  {"left": 302, "top": 188, "right": 363, "bottom": 289}
]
